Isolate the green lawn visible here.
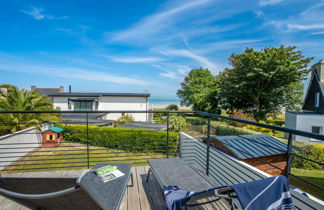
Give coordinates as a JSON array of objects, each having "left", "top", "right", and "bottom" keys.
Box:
[
  {"left": 291, "top": 168, "right": 324, "bottom": 201},
  {"left": 3, "top": 143, "right": 166, "bottom": 173}
]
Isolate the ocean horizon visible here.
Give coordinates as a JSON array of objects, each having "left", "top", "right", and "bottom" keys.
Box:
[{"left": 148, "top": 98, "right": 181, "bottom": 107}]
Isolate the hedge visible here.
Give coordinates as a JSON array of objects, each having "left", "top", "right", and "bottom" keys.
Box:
[
  {"left": 292, "top": 142, "right": 324, "bottom": 170},
  {"left": 214, "top": 123, "right": 259, "bottom": 136},
  {"left": 61, "top": 125, "right": 179, "bottom": 154}
]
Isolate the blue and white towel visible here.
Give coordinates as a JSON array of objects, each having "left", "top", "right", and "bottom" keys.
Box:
[
  {"left": 163, "top": 186, "right": 195, "bottom": 210},
  {"left": 231, "top": 176, "right": 295, "bottom": 210}
]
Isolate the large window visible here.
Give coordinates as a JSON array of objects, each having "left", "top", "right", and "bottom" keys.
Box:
[
  {"left": 312, "top": 126, "right": 322, "bottom": 134},
  {"left": 74, "top": 101, "right": 93, "bottom": 111}
]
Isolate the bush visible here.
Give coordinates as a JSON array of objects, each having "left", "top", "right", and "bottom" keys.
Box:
[
  {"left": 169, "top": 115, "right": 190, "bottom": 130},
  {"left": 113, "top": 114, "right": 134, "bottom": 127},
  {"left": 61, "top": 125, "right": 179, "bottom": 154},
  {"left": 227, "top": 110, "right": 255, "bottom": 127},
  {"left": 243, "top": 121, "right": 274, "bottom": 136},
  {"left": 292, "top": 143, "right": 324, "bottom": 170},
  {"left": 166, "top": 104, "right": 179, "bottom": 111},
  {"left": 215, "top": 123, "right": 259, "bottom": 136}
]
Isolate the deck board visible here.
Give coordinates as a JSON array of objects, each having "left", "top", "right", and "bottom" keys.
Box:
[{"left": 0, "top": 166, "right": 231, "bottom": 210}]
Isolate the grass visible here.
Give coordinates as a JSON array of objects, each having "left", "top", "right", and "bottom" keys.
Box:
[
  {"left": 291, "top": 168, "right": 324, "bottom": 201},
  {"left": 3, "top": 143, "right": 167, "bottom": 173}
]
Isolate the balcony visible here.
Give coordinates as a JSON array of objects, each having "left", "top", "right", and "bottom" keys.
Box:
[{"left": 0, "top": 110, "right": 323, "bottom": 210}]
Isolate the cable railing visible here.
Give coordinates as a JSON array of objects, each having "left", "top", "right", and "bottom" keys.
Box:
[{"left": 0, "top": 110, "right": 323, "bottom": 199}]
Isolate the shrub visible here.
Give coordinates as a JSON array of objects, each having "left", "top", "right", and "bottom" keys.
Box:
[
  {"left": 243, "top": 121, "right": 274, "bottom": 136},
  {"left": 169, "top": 115, "right": 190, "bottom": 130},
  {"left": 227, "top": 110, "right": 255, "bottom": 127},
  {"left": 166, "top": 104, "right": 179, "bottom": 111},
  {"left": 292, "top": 143, "right": 324, "bottom": 170},
  {"left": 61, "top": 125, "right": 179, "bottom": 154},
  {"left": 215, "top": 123, "right": 259, "bottom": 136},
  {"left": 113, "top": 114, "right": 134, "bottom": 127}
]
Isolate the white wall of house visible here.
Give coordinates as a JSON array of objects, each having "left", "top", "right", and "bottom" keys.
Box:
[
  {"left": 53, "top": 97, "right": 69, "bottom": 110},
  {"left": 285, "top": 112, "right": 324, "bottom": 143},
  {"left": 99, "top": 96, "right": 148, "bottom": 121},
  {"left": 52, "top": 96, "right": 149, "bottom": 122}
]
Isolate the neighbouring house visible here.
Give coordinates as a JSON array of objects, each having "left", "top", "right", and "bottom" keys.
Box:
[
  {"left": 45, "top": 88, "right": 151, "bottom": 122},
  {"left": 31, "top": 85, "right": 64, "bottom": 96},
  {"left": 285, "top": 60, "right": 324, "bottom": 143},
  {"left": 42, "top": 126, "right": 64, "bottom": 146},
  {"left": 208, "top": 134, "right": 288, "bottom": 176}
]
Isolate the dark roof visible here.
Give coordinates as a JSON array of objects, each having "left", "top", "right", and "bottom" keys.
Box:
[
  {"left": 212, "top": 134, "right": 287, "bottom": 159},
  {"left": 118, "top": 122, "right": 167, "bottom": 130},
  {"left": 60, "top": 114, "right": 113, "bottom": 126},
  {"left": 34, "top": 88, "right": 62, "bottom": 96},
  {"left": 48, "top": 92, "right": 150, "bottom": 97}
]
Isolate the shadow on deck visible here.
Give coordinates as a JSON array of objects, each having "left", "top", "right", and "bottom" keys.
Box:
[{"left": 0, "top": 166, "right": 231, "bottom": 210}]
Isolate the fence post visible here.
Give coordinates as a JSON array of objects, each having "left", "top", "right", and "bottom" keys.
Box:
[
  {"left": 285, "top": 133, "right": 293, "bottom": 186},
  {"left": 166, "top": 112, "right": 169, "bottom": 158},
  {"left": 206, "top": 117, "right": 211, "bottom": 176},
  {"left": 86, "top": 112, "right": 90, "bottom": 169}
]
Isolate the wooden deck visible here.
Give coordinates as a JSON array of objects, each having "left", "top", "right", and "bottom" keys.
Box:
[{"left": 0, "top": 166, "right": 231, "bottom": 210}]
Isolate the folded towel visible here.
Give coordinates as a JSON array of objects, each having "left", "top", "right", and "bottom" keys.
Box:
[{"left": 231, "top": 176, "right": 295, "bottom": 210}]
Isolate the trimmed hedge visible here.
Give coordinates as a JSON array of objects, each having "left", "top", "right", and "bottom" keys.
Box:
[
  {"left": 214, "top": 123, "right": 259, "bottom": 136},
  {"left": 61, "top": 125, "right": 179, "bottom": 154}
]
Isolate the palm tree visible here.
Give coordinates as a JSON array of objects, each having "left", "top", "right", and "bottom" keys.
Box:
[{"left": 0, "top": 85, "right": 60, "bottom": 133}]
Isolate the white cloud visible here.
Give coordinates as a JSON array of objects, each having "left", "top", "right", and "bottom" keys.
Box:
[
  {"left": 159, "top": 49, "right": 218, "bottom": 72},
  {"left": 21, "top": 6, "right": 68, "bottom": 20},
  {"left": 287, "top": 24, "right": 324, "bottom": 30},
  {"left": 0, "top": 56, "right": 148, "bottom": 86},
  {"left": 259, "top": 0, "right": 283, "bottom": 6},
  {"left": 160, "top": 71, "right": 181, "bottom": 80},
  {"left": 109, "top": 0, "right": 212, "bottom": 43},
  {"left": 104, "top": 56, "right": 162, "bottom": 63},
  {"left": 21, "top": 7, "right": 45, "bottom": 20}
]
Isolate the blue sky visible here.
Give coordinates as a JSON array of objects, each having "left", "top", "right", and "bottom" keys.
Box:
[{"left": 0, "top": 0, "right": 323, "bottom": 98}]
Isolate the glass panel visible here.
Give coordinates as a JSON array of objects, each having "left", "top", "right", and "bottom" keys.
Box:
[
  {"left": 312, "top": 126, "right": 321, "bottom": 134},
  {"left": 74, "top": 101, "right": 93, "bottom": 111}
]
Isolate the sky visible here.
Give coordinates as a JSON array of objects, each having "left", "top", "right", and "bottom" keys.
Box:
[{"left": 0, "top": 0, "right": 323, "bottom": 99}]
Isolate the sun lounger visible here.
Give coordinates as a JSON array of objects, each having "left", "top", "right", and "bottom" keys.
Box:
[
  {"left": 0, "top": 163, "right": 132, "bottom": 210},
  {"left": 147, "top": 158, "right": 294, "bottom": 210}
]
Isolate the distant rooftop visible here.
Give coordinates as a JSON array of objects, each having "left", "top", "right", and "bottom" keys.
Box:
[
  {"left": 48, "top": 92, "right": 150, "bottom": 97},
  {"left": 31, "top": 85, "right": 64, "bottom": 96},
  {"left": 211, "top": 134, "right": 288, "bottom": 159}
]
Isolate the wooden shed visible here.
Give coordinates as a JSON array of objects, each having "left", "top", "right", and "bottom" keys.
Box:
[
  {"left": 42, "top": 127, "right": 64, "bottom": 147},
  {"left": 208, "top": 134, "right": 288, "bottom": 176}
]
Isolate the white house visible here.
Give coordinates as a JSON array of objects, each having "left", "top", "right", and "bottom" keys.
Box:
[
  {"left": 285, "top": 60, "right": 324, "bottom": 143},
  {"left": 47, "top": 92, "right": 151, "bottom": 122}
]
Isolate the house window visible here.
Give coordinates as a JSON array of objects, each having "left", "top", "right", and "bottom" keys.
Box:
[
  {"left": 74, "top": 101, "right": 93, "bottom": 111},
  {"left": 315, "top": 92, "right": 320, "bottom": 108},
  {"left": 312, "top": 126, "right": 322, "bottom": 134},
  {"left": 47, "top": 135, "right": 56, "bottom": 141}
]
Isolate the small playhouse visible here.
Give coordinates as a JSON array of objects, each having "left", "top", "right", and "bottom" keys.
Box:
[{"left": 42, "top": 127, "right": 64, "bottom": 146}]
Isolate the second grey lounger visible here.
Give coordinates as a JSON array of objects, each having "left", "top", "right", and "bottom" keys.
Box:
[{"left": 146, "top": 157, "right": 238, "bottom": 209}]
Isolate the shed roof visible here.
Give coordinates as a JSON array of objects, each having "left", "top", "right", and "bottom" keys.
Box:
[
  {"left": 212, "top": 134, "right": 287, "bottom": 159},
  {"left": 43, "top": 127, "right": 64, "bottom": 133}
]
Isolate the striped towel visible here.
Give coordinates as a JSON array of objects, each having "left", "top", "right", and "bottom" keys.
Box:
[
  {"left": 231, "top": 176, "right": 295, "bottom": 210},
  {"left": 163, "top": 186, "right": 195, "bottom": 210}
]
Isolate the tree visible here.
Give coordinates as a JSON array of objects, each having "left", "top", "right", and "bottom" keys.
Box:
[
  {"left": 166, "top": 104, "right": 179, "bottom": 111},
  {"left": 217, "top": 46, "right": 312, "bottom": 121},
  {"left": 177, "top": 68, "right": 220, "bottom": 113},
  {"left": 0, "top": 85, "right": 60, "bottom": 134}
]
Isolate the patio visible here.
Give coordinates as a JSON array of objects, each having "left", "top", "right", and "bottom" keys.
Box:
[{"left": 0, "top": 166, "right": 231, "bottom": 210}]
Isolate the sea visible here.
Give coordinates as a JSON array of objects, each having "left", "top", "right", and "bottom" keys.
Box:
[{"left": 148, "top": 98, "right": 182, "bottom": 108}]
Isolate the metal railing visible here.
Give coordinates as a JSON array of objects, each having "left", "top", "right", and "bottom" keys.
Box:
[{"left": 0, "top": 110, "right": 323, "bottom": 195}]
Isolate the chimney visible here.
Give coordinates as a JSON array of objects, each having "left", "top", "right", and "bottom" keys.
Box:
[
  {"left": 59, "top": 86, "right": 64, "bottom": 93},
  {"left": 69, "top": 85, "right": 72, "bottom": 93},
  {"left": 31, "top": 86, "right": 37, "bottom": 90},
  {"left": 312, "top": 60, "right": 324, "bottom": 83}
]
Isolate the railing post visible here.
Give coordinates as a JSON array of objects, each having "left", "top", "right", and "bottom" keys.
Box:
[
  {"left": 206, "top": 117, "right": 211, "bottom": 176},
  {"left": 86, "top": 112, "right": 90, "bottom": 169},
  {"left": 166, "top": 112, "right": 169, "bottom": 158},
  {"left": 285, "top": 133, "right": 293, "bottom": 186}
]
